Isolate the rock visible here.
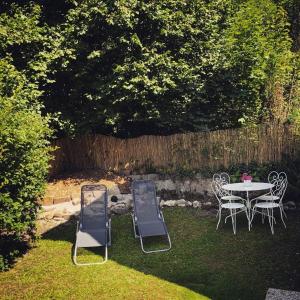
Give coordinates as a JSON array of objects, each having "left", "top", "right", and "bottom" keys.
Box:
[
  {"left": 45, "top": 210, "right": 55, "bottom": 220},
  {"left": 53, "top": 210, "right": 65, "bottom": 219},
  {"left": 111, "top": 203, "right": 128, "bottom": 215},
  {"left": 194, "top": 179, "right": 213, "bottom": 195},
  {"left": 62, "top": 214, "right": 72, "bottom": 220},
  {"left": 62, "top": 208, "right": 77, "bottom": 219},
  {"left": 163, "top": 200, "right": 177, "bottom": 207},
  {"left": 144, "top": 173, "right": 160, "bottom": 181},
  {"left": 160, "top": 200, "right": 165, "bottom": 207},
  {"left": 116, "top": 201, "right": 131, "bottom": 209},
  {"left": 155, "top": 179, "right": 176, "bottom": 191},
  {"left": 108, "top": 184, "right": 121, "bottom": 196},
  {"left": 53, "top": 196, "right": 71, "bottom": 205},
  {"left": 53, "top": 217, "right": 66, "bottom": 222},
  {"left": 110, "top": 195, "right": 119, "bottom": 202},
  {"left": 72, "top": 204, "right": 81, "bottom": 214},
  {"left": 41, "top": 196, "right": 53, "bottom": 206},
  {"left": 129, "top": 174, "right": 142, "bottom": 180},
  {"left": 121, "top": 194, "right": 132, "bottom": 202},
  {"left": 187, "top": 201, "right": 192, "bottom": 207},
  {"left": 182, "top": 180, "right": 191, "bottom": 193},
  {"left": 113, "top": 194, "right": 133, "bottom": 209},
  {"left": 108, "top": 200, "right": 113, "bottom": 209},
  {"left": 120, "top": 194, "right": 133, "bottom": 207},
  {"left": 176, "top": 199, "right": 186, "bottom": 206},
  {"left": 72, "top": 197, "right": 80, "bottom": 205},
  {"left": 42, "top": 206, "right": 55, "bottom": 212},
  {"left": 123, "top": 197, "right": 133, "bottom": 208},
  {"left": 286, "top": 201, "right": 296, "bottom": 208},
  {"left": 202, "top": 201, "right": 212, "bottom": 209},
  {"left": 265, "top": 288, "right": 300, "bottom": 300},
  {"left": 38, "top": 210, "right": 54, "bottom": 220},
  {"left": 193, "top": 201, "right": 200, "bottom": 208}
]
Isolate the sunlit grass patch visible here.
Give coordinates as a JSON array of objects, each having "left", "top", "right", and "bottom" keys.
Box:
[{"left": 0, "top": 208, "right": 299, "bottom": 300}]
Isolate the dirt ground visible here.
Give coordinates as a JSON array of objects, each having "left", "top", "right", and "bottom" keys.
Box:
[{"left": 43, "top": 169, "right": 131, "bottom": 205}]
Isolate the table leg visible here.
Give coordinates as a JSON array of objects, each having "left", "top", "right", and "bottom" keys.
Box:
[{"left": 246, "top": 191, "right": 251, "bottom": 231}]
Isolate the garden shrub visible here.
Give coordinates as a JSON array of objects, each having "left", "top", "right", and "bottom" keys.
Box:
[
  {"left": 1, "top": 1, "right": 298, "bottom": 137},
  {"left": 38, "top": 0, "right": 297, "bottom": 137},
  {"left": 0, "top": 60, "right": 52, "bottom": 271}
]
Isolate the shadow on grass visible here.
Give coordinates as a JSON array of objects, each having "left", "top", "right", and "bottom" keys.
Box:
[
  {"left": 0, "top": 236, "right": 30, "bottom": 271},
  {"left": 41, "top": 207, "right": 300, "bottom": 300}
]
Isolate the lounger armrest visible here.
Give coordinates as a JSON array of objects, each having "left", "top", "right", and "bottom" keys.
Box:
[
  {"left": 159, "top": 211, "right": 165, "bottom": 221},
  {"left": 106, "top": 218, "right": 111, "bottom": 229},
  {"left": 132, "top": 211, "right": 138, "bottom": 222}
]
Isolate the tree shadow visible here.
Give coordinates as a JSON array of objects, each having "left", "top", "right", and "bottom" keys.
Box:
[
  {"left": 41, "top": 207, "right": 300, "bottom": 300},
  {"left": 0, "top": 235, "right": 30, "bottom": 271}
]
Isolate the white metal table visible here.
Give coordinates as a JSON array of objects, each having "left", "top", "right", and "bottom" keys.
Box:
[{"left": 222, "top": 182, "right": 274, "bottom": 229}]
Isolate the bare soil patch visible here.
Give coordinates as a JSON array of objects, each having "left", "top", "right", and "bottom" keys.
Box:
[{"left": 43, "top": 169, "right": 131, "bottom": 205}]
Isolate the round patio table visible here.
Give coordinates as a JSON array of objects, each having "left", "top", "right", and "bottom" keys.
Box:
[{"left": 222, "top": 182, "right": 274, "bottom": 229}]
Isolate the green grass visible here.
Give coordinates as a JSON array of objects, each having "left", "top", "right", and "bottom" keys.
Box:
[{"left": 1, "top": 208, "right": 300, "bottom": 300}]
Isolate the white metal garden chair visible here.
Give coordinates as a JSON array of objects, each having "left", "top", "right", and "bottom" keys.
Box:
[
  {"left": 250, "top": 171, "right": 287, "bottom": 234},
  {"left": 212, "top": 173, "right": 248, "bottom": 234},
  {"left": 255, "top": 171, "right": 288, "bottom": 218},
  {"left": 213, "top": 173, "right": 246, "bottom": 216}
]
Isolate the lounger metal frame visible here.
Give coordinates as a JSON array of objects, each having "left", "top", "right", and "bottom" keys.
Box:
[
  {"left": 73, "top": 184, "right": 111, "bottom": 266},
  {"left": 131, "top": 212, "right": 172, "bottom": 253},
  {"left": 131, "top": 180, "right": 171, "bottom": 253}
]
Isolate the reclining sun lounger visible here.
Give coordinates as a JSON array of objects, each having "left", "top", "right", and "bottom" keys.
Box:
[
  {"left": 73, "top": 184, "right": 111, "bottom": 265},
  {"left": 131, "top": 180, "right": 171, "bottom": 253}
]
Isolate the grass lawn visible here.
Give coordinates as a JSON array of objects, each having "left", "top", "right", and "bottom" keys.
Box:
[{"left": 1, "top": 208, "right": 300, "bottom": 300}]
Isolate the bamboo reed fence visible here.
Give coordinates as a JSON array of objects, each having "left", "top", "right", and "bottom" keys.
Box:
[{"left": 50, "top": 123, "right": 299, "bottom": 176}]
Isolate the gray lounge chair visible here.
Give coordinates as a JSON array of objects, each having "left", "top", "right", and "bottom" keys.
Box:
[
  {"left": 73, "top": 184, "right": 111, "bottom": 265},
  {"left": 131, "top": 180, "right": 171, "bottom": 253}
]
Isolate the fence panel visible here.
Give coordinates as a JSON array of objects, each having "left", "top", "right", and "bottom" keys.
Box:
[{"left": 50, "top": 124, "right": 298, "bottom": 176}]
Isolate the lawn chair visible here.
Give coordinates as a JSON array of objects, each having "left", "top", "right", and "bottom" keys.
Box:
[
  {"left": 212, "top": 174, "right": 248, "bottom": 234},
  {"left": 73, "top": 184, "right": 111, "bottom": 265},
  {"left": 250, "top": 171, "right": 288, "bottom": 234},
  {"left": 131, "top": 180, "right": 171, "bottom": 253}
]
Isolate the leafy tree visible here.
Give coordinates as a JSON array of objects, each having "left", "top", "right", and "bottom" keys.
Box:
[
  {"left": 0, "top": 4, "right": 52, "bottom": 270},
  {"left": 275, "top": 0, "right": 300, "bottom": 51},
  {"left": 203, "top": 0, "right": 295, "bottom": 129},
  {"left": 40, "top": 0, "right": 297, "bottom": 136},
  {"left": 41, "top": 0, "right": 230, "bottom": 136}
]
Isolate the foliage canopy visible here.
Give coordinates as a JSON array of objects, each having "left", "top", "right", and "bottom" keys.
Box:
[
  {"left": 34, "top": 0, "right": 300, "bottom": 136},
  {"left": 0, "top": 5, "right": 52, "bottom": 270}
]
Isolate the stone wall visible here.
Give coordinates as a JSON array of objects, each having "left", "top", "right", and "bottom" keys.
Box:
[
  {"left": 38, "top": 173, "right": 297, "bottom": 233},
  {"left": 131, "top": 174, "right": 214, "bottom": 201},
  {"left": 38, "top": 174, "right": 216, "bottom": 232}
]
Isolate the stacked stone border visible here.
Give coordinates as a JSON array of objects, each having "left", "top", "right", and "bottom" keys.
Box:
[{"left": 38, "top": 174, "right": 298, "bottom": 233}]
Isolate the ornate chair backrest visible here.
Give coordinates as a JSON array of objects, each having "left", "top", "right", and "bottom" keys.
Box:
[
  {"left": 268, "top": 171, "right": 288, "bottom": 202},
  {"left": 211, "top": 173, "right": 230, "bottom": 204}
]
